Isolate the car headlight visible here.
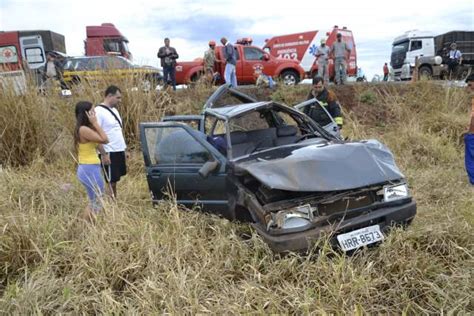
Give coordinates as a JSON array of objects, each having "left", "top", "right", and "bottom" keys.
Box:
[
  {"left": 267, "top": 204, "right": 315, "bottom": 230},
  {"left": 383, "top": 184, "right": 409, "bottom": 202}
]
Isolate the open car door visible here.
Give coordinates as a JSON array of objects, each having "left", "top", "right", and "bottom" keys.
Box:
[
  {"left": 140, "top": 122, "right": 228, "bottom": 213},
  {"left": 294, "top": 98, "right": 341, "bottom": 138}
]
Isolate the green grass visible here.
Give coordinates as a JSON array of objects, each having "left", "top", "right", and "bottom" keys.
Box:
[{"left": 0, "top": 80, "right": 472, "bottom": 313}]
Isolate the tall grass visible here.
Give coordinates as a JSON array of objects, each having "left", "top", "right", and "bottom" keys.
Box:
[{"left": 0, "top": 80, "right": 473, "bottom": 313}]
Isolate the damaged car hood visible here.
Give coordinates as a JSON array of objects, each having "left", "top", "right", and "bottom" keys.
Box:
[{"left": 235, "top": 139, "right": 404, "bottom": 191}]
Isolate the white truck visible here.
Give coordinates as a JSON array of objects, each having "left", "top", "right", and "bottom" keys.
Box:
[{"left": 391, "top": 30, "right": 474, "bottom": 80}]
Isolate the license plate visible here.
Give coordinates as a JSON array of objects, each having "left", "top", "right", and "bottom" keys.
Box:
[{"left": 337, "top": 225, "right": 384, "bottom": 251}]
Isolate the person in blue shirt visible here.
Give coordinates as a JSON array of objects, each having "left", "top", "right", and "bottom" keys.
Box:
[{"left": 465, "top": 74, "right": 474, "bottom": 185}]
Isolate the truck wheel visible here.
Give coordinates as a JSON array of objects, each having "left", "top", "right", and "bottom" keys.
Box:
[
  {"left": 280, "top": 70, "right": 299, "bottom": 85},
  {"left": 418, "top": 66, "right": 432, "bottom": 79}
]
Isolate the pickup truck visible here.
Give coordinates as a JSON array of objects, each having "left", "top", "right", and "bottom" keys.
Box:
[{"left": 175, "top": 44, "right": 305, "bottom": 85}]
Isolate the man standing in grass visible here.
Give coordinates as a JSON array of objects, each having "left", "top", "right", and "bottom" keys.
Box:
[
  {"left": 465, "top": 74, "right": 474, "bottom": 185},
  {"left": 96, "top": 85, "right": 128, "bottom": 198}
]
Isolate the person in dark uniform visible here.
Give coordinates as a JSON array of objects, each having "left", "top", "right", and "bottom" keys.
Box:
[{"left": 304, "top": 76, "right": 343, "bottom": 128}]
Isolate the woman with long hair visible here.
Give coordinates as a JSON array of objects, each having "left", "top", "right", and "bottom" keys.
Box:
[{"left": 74, "top": 101, "right": 109, "bottom": 220}]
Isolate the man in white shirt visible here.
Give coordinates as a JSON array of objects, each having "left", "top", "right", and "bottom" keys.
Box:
[{"left": 96, "top": 85, "right": 127, "bottom": 198}]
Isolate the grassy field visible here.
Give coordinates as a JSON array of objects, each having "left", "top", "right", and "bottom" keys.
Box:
[{"left": 0, "top": 80, "right": 473, "bottom": 313}]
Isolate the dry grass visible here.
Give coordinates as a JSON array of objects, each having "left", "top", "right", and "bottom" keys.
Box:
[{"left": 0, "top": 80, "right": 473, "bottom": 313}]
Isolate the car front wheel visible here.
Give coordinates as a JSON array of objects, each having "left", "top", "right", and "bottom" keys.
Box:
[{"left": 280, "top": 70, "right": 299, "bottom": 85}]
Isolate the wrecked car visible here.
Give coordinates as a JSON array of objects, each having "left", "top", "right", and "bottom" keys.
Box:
[{"left": 139, "top": 85, "right": 416, "bottom": 253}]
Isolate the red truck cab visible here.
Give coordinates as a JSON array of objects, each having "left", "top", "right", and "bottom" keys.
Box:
[
  {"left": 175, "top": 41, "right": 305, "bottom": 85},
  {"left": 84, "top": 23, "right": 132, "bottom": 61}
]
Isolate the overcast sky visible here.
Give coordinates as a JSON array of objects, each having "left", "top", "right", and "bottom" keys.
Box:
[{"left": 1, "top": 0, "right": 473, "bottom": 79}]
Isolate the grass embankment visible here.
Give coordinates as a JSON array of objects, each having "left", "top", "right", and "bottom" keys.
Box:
[{"left": 0, "top": 80, "right": 472, "bottom": 313}]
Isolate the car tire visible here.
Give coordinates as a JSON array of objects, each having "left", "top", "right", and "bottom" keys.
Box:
[
  {"left": 418, "top": 66, "right": 432, "bottom": 79},
  {"left": 280, "top": 70, "right": 299, "bottom": 85}
]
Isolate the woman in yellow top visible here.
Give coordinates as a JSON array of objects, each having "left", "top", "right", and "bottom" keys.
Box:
[{"left": 74, "top": 101, "right": 109, "bottom": 220}]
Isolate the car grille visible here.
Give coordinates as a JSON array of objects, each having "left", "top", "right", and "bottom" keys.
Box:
[{"left": 315, "top": 192, "right": 379, "bottom": 217}]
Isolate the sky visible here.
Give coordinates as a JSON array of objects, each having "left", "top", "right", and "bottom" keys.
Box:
[{"left": 1, "top": 0, "right": 473, "bottom": 79}]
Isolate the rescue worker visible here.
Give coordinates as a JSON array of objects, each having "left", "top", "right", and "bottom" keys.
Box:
[
  {"left": 464, "top": 73, "right": 474, "bottom": 185},
  {"left": 203, "top": 40, "right": 217, "bottom": 84},
  {"left": 447, "top": 42, "right": 462, "bottom": 79},
  {"left": 304, "top": 76, "right": 343, "bottom": 128},
  {"left": 330, "top": 33, "right": 351, "bottom": 85},
  {"left": 315, "top": 39, "right": 330, "bottom": 84}
]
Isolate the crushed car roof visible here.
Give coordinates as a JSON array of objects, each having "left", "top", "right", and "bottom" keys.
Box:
[{"left": 204, "top": 101, "right": 294, "bottom": 119}]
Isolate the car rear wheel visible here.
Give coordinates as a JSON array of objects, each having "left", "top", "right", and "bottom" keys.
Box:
[{"left": 280, "top": 70, "right": 299, "bottom": 85}]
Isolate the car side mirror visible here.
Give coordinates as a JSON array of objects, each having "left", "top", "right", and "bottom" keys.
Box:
[
  {"left": 263, "top": 54, "right": 270, "bottom": 61},
  {"left": 198, "top": 160, "right": 220, "bottom": 178}
]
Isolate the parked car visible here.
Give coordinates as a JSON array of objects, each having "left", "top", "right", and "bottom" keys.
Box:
[
  {"left": 139, "top": 85, "right": 416, "bottom": 253},
  {"left": 62, "top": 55, "right": 162, "bottom": 89}
]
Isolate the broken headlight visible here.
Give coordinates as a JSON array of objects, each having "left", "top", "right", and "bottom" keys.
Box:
[
  {"left": 382, "top": 183, "right": 409, "bottom": 202},
  {"left": 267, "top": 204, "right": 315, "bottom": 230}
]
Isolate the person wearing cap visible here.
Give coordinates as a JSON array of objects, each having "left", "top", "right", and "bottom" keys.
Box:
[
  {"left": 315, "top": 39, "right": 330, "bottom": 84},
  {"left": 203, "top": 40, "right": 217, "bottom": 84},
  {"left": 330, "top": 33, "right": 351, "bottom": 84},
  {"left": 464, "top": 74, "right": 474, "bottom": 185},
  {"left": 447, "top": 43, "right": 462, "bottom": 79}
]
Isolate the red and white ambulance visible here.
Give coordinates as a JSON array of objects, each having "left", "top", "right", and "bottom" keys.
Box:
[{"left": 263, "top": 26, "right": 357, "bottom": 81}]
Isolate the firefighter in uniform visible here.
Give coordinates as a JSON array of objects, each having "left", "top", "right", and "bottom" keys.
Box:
[{"left": 304, "top": 76, "right": 343, "bottom": 128}]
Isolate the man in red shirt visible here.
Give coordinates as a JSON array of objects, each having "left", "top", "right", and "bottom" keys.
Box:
[{"left": 383, "top": 63, "right": 389, "bottom": 81}]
